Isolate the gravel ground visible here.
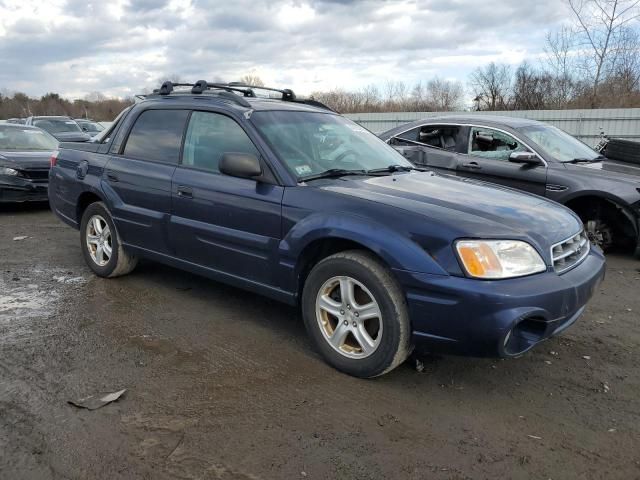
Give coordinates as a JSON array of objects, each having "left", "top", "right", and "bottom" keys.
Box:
[{"left": 1, "top": 204, "right": 639, "bottom": 480}]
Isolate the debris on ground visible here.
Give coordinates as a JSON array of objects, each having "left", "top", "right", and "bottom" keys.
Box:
[
  {"left": 12, "top": 236, "right": 28, "bottom": 241},
  {"left": 602, "top": 382, "right": 610, "bottom": 393},
  {"left": 583, "top": 355, "right": 591, "bottom": 360},
  {"left": 377, "top": 413, "right": 399, "bottom": 427},
  {"left": 415, "top": 358, "right": 425, "bottom": 373},
  {"left": 53, "top": 275, "right": 85, "bottom": 284},
  {"left": 68, "top": 389, "right": 126, "bottom": 410},
  {"left": 527, "top": 435, "right": 542, "bottom": 440}
]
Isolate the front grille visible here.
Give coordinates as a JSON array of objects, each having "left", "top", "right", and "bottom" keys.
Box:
[
  {"left": 19, "top": 168, "right": 50, "bottom": 181},
  {"left": 551, "top": 230, "right": 590, "bottom": 273}
]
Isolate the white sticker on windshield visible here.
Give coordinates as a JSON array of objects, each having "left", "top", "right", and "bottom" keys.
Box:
[
  {"left": 24, "top": 130, "right": 43, "bottom": 134},
  {"left": 65, "top": 121, "right": 76, "bottom": 125},
  {"left": 347, "top": 124, "right": 367, "bottom": 133},
  {"left": 295, "top": 165, "right": 312, "bottom": 175}
]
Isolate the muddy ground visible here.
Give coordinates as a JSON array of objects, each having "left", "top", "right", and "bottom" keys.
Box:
[{"left": 0, "top": 204, "right": 639, "bottom": 480}]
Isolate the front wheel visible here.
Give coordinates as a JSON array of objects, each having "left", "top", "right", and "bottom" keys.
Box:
[
  {"left": 301, "top": 250, "right": 412, "bottom": 378},
  {"left": 80, "top": 202, "right": 138, "bottom": 278}
]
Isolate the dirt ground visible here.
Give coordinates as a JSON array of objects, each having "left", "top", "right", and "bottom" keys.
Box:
[{"left": 0, "top": 204, "right": 639, "bottom": 480}]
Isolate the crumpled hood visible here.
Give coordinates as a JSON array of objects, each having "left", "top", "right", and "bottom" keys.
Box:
[
  {"left": 0, "top": 150, "right": 52, "bottom": 170},
  {"left": 570, "top": 159, "right": 640, "bottom": 182},
  {"left": 51, "top": 131, "right": 90, "bottom": 142},
  {"left": 317, "top": 172, "right": 582, "bottom": 249}
]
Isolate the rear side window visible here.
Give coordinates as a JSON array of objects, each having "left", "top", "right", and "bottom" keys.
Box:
[
  {"left": 391, "top": 125, "right": 459, "bottom": 151},
  {"left": 182, "top": 111, "right": 259, "bottom": 172},
  {"left": 123, "top": 109, "right": 189, "bottom": 163}
]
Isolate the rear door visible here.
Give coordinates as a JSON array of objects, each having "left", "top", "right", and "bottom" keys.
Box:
[
  {"left": 104, "top": 108, "right": 189, "bottom": 255},
  {"left": 456, "top": 126, "right": 547, "bottom": 196},
  {"left": 169, "top": 110, "right": 284, "bottom": 285},
  {"left": 388, "top": 124, "right": 463, "bottom": 173}
]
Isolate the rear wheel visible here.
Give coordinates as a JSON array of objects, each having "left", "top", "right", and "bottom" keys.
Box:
[
  {"left": 302, "top": 250, "right": 411, "bottom": 378},
  {"left": 80, "top": 202, "right": 137, "bottom": 278}
]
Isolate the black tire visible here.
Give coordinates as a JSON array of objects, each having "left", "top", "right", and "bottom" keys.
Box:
[
  {"left": 606, "top": 139, "right": 640, "bottom": 165},
  {"left": 80, "top": 201, "right": 137, "bottom": 278},
  {"left": 301, "top": 250, "right": 412, "bottom": 378}
]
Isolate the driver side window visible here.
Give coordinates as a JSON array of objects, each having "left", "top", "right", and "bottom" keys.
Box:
[{"left": 468, "top": 127, "right": 528, "bottom": 161}]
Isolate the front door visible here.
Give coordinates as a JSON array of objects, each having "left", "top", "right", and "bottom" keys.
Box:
[
  {"left": 456, "top": 126, "right": 547, "bottom": 196},
  {"left": 169, "top": 110, "right": 284, "bottom": 286}
]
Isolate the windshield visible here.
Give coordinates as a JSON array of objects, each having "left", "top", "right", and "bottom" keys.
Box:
[
  {"left": 519, "top": 124, "right": 600, "bottom": 162},
  {"left": 0, "top": 126, "right": 58, "bottom": 151},
  {"left": 250, "top": 111, "right": 413, "bottom": 179},
  {"left": 34, "top": 118, "right": 83, "bottom": 134},
  {"left": 79, "top": 121, "right": 104, "bottom": 133}
]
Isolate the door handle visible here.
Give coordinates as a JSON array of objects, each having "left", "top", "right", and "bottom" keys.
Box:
[
  {"left": 106, "top": 170, "right": 119, "bottom": 182},
  {"left": 461, "top": 161, "right": 481, "bottom": 170},
  {"left": 177, "top": 186, "right": 193, "bottom": 198}
]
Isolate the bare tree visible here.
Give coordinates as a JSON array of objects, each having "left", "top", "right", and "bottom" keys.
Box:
[
  {"left": 469, "top": 63, "right": 512, "bottom": 110},
  {"left": 544, "top": 25, "right": 578, "bottom": 105},
  {"left": 425, "top": 77, "right": 464, "bottom": 111},
  {"left": 566, "top": 0, "right": 640, "bottom": 106},
  {"left": 238, "top": 75, "right": 265, "bottom": 86}
]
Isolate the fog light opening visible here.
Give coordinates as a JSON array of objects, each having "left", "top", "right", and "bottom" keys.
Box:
[{"left": 504, "top": 317, "right": 548, "bottom": 356}]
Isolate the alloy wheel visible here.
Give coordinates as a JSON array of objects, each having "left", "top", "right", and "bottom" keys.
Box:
[
  {"left": 315, "top": 276, "right": 383, "bottom": 359},
  {"left": 86, "top": 214, "right": 112, "bottom": 266}
]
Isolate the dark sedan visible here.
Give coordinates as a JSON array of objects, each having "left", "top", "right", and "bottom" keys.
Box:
[
  {"left": 0, "top": 124, "right": 58, "bottom": 203},
  {"left": 380, "top": 115, "right": 640, "bottom": 257},
  {"left": 25, "top": 116, "right": 91, "bottom": 142}
]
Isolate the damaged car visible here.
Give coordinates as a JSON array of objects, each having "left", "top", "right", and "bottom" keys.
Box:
[
  {"left": 0, "top": 123, "right": 58, "bottom": 203},
  {"left": 49, "top": 82, "right": 605, "bottom": 378},
  {"left": 380, "top": 115, "right": 640, "bottom": 257}
]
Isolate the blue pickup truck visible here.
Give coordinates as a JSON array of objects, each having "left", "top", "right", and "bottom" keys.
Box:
[{"left": 49, "top": 81, "right": 606, "bottom": 377}]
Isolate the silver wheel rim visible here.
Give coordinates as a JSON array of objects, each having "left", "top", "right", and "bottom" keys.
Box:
[
  {"left": 86, "top": 214, "right": 113, "bottom": 267},
  {"left": 315, "top": 276, "right": 383, "bottom": 359}
]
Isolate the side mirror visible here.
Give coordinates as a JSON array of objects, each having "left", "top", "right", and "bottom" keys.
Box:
[
  {"left": 81, "top": 126, "right": 88, "bottom": 132},
  {"left": 509, "top": 151, "right": 542, "bottom": 166},
  {"left": 219, "top": 152, "right": 262, "bottom": 179}
]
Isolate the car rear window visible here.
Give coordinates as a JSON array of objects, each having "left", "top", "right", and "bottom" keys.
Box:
[{"left": 123, "top": 109, "right": 189, "bottom": 163}]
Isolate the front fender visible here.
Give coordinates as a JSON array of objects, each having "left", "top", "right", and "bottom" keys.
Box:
[{"left": 278, "top": 211, "right": 449, "bottom": 287}]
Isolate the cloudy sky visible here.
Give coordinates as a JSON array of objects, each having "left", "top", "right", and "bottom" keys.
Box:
[{"left": 0, "top": 0, "right": 571, "bottom": 100}]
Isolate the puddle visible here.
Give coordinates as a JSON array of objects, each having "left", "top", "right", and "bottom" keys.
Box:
[
  {"left": 0, "top": 280, "right": 58, "bottom": 321},
  {"left": 0, "top": 268, "right": 88, "bottom": 344}
]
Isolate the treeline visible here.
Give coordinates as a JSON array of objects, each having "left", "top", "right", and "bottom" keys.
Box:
[
  {"left": 310, "top": 78, "right": 465, "bottom": 113},
  {"left": 0, "top": 91, "right": 133, "bottom": 121}
]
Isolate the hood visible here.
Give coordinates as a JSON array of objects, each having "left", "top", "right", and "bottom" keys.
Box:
[
  {"left": 316, "top": 172, "right": 582, "bottom": 249},
  {"left": 52, "top": 131, "right": 90, "bottom": 142},
  {"left": 0, "top": 150, "right": 52, "bottom": 170},
  {"left": 568, "top": 159, "right": 640, "bottom": 183}
]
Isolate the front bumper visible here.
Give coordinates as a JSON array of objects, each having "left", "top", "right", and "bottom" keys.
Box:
[
  {"left": 0, "top": 177, "right": 49, "bottom": 203},
  {"left": 394, "top": 248, "right": 606, "bottom": 358}
]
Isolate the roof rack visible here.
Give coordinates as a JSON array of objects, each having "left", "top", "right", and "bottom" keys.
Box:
[{"left": 150, "top": 80, "right": 334, "bottom": 112}]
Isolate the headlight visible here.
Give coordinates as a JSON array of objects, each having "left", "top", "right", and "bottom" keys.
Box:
[
  {"left": 0, "top": 167, "right": 19, "bottom": 176},
  {"left": 455, "top": 240, "right": 547, "bottom": 279}
]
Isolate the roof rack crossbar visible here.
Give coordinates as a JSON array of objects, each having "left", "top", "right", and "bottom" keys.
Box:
[{"left": 152, "top": 81, "right": 333, "bottom": 111}]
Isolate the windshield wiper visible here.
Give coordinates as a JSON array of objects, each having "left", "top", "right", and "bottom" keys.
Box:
[
  {"left": 299, "top": 168, "right": 368, "bottom": 182},
  {"left": 366, "top": 165, "right": 424, "bottom": 173},
  {"left": 567, "top": 156, "right": 604, "bottom": 163}
]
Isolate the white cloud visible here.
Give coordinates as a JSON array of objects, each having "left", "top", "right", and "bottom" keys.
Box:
[{"left": 0, "top": 0, "right": 573, "bottom": 99}]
